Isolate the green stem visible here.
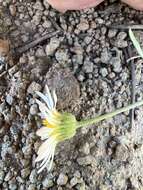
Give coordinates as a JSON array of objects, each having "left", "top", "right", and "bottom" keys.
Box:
[{"left": 77, "top": 100, "right": 143, "bottom": 128}]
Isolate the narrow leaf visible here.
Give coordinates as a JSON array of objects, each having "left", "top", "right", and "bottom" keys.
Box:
[{"left": 129, "top": 28, "right": 143, "bottom": 59}]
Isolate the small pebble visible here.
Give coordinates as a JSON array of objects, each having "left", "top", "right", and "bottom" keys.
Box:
[
  {"left": 77, "top": 20, "right": 89, "bottom": 31},
  {"left": 27, "top": 82, "right": 41, "bottom": 95},
  {"left": 100, "top": 68, "right": 108, "bottom": 77},
  {"left": 42, "top": 178, "right": 54, "bottom": 188},
  {"left": 9, "top": 4, "right": 16, "bottom": 16},
  {"left": 82, "top": 59, "right": 94, "bottom": 73},
  {"left": 57, "top": 173, "right": 68, "bottom": 186},
  {"left": 45, "top": 38, "right": 60, "bottom": 56}
]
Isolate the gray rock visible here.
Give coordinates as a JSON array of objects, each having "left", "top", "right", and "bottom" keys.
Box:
[
  {"left": 29, "top": 104, "right": 38, "bottom": 115},
  {"left": 77, "top": 74, "right": 85, "bottom": 82},
  {"left": 82, "top": 59, "right": 94, "bottom": 73},
  {"left": 77, "top": 156, "right": 96, "bottom": 166},
  {"left": 101, "top": 26, "right": 107, "bottom": 35},
  {"left": 96, "top": 18, "right": 104, "bottom": 24},
  {"left": 43, "top": 0, "right": 50, "bottom": 9},
  {"left": 100, "top": 68, "right": 108, "bottom": 77},
  {"left": 55, "top": 49, "right": 69, "bottom": 63},
  {"left": 70, "top": 177, "right": 81, "bottom": 187},
  {"left": 33, "top": 1, "right": 44, "bottom": 10},
  {"left": 29, "top": 169, "right": 37, "bottom": 184},
  {"left": 9, "top": 183, "right": 17, "bottom": 190},
  {"left": 44, "top": 66, "right": 80, "bottom": 109},
  {"left": 5, "top": 17, "right": 12, "bottom": 26},
  {"left": 115, "top": 144, "right": 129, "bottom": 161},
  {"left": 35, "top": 47, "right": 45, "bottom": 57},
  {"left": 32, "top": 12, "right": 42, "bottom": 26},
  {"left": 9, "top": 5, "right": 16, "bottom": 16},
  {"left": 16, "top": 176, "right": 24, "bottom": 184},
  {"left": 73, "top": 54, "right": 83, "bottom": 65},
  {"left": 2, "top": 182, "right": 8, "bottom": 189},
  {"left": 29, "top": 57, "right": 51, "bottom": 80},
  {"left": 28, "top": 56, "right": 36, "bottom": 65},
  {"left": 101, "top": 48, "right": 111, "bottom": 64},
  {"left": 114, "top": 32, "right": 128, "bottom": 48},
  {"left": 84, "top": 36, "right": 92, "bottom": 45},
  {"left": 0, "top": 170, "right": 5, "bottom": 182},
  {"left": 19, "top": 185, "right": 25, "bottom": 190},
  {"left": 6, "top": 94, "right": 13, "bottom": 105},
  {"left": 43, "top": 20, "right": 52, "bottom": 28},
  {"left": 45, "top": 38, "right": 60, "bottom": 56},
  {"left": 4, "top": 171, "right": 13, "bottom": 181},
  {"left": 21, "top": 168, "right": 30, "bottom": 179},
  {"left": 117, "top": 32, "right": 127, "bottom": 40},
  {"left": 21, "top": 159, "right": 30, "bottom": 168},
  {"left": 57, "top": 173, "right": 68, "bottom": 186},
  {"left": 74, "top": 171, "right": 81, "bottom": 178},
  {"left": 108, "top": 29, "right": 117, "bottom": 38},
  {"left": 76, "top": 182, "right": 86, "bottom": 190},
  {"left": 111, "top": 57, "right": 122, "bottom": 73},
  {"left": 77, "top": 20, "right": 89, "bottom": 31},
  {"left": 28, "top": 184, "right": 36, "bottom": 190},
  {"left": 22, "top": 145, "right": 32, "bottom": 157},
  {"left": 42, "top": 178, "right": 54, "bottom": 188},
  {"left": 79, "top": 142, "right": 90, "bottom": 155},
  {"left": 0, "top": 160, "right": 5, "bottom": 170},
  {"left": 110, "top": 48, "right": 122, "bottom": 73},
  {"left": 27, "top": 82, "right": 41, "bottom": 95}
]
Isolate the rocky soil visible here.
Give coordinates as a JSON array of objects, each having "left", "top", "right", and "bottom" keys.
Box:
[{"left": 0, "top": 0, "right": 143, "bottom": 189}]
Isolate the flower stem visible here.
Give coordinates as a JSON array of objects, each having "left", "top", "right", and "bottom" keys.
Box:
[{"left": 77, "top": 100, "right": 143, "bottom": 128}]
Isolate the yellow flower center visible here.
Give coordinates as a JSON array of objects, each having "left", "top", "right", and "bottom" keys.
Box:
[
  {"left": 42, "top": 119, "right": 54, "bottom": 128},
  {"left": 42, "top": 110, "right": 61, "bottom": 128}
]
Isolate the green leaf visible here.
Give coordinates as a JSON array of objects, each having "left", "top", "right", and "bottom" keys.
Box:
[{"left": 129, "top": 28, "right": 143, "bottom": 59}]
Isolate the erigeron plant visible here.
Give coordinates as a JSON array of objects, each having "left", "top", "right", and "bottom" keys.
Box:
[{"left": 35, "top": 85, "right": 143, "bottom": 173}]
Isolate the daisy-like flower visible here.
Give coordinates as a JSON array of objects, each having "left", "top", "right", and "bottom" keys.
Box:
[
  {"left": 35, "top": 85, "right": 77, "bottom": 173},
  {"left": 35, "top": 85, "right": 143, "bottom": 173}
]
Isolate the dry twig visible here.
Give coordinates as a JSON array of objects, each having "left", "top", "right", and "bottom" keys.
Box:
[{"left": 15, "top": 30, "right": 61, "bottom": 54}]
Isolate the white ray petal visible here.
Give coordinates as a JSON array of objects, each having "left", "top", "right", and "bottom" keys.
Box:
[
  {"left": 36, "top": 99, "right": 60, "bottom": 126},
  {"left": 48, "top": 145, "right": 56, "bottom": 171},
  {"left": 39, "top": 130, "right": 53, "bottom": 140},
  {"left": 37, "top": 157, "right": 50, "bottom": 173},
  {"left": 36, "top": 138, "right": 54, "bottom": 162},
  {"left": 36, "top": 146, "right": 51, "bottom": 163},
  {"left": 41, "top": 135, "right": 49, "bottom": 141},
  {"left": 38, "top": 155, "right": 51, "bottom": 173},
  {"left": 35, "top": 99, "right": 50, "bottom": 114},
  {"left": 45, "top": 85, "right": 54, "bottom": 109},
  {"left": 52, "top": 90, "right": 57, "bottom": 108},
  {"left": 37, "top": 138, "right": 53, "bottom": 156},
  {"left": 38, "top": 144, "right": 56, "bottom": 173},
  {"left": 39, "top": 141, "right": 55, "bottom": 167},
  {"left": 36, "top": 91, "right": 53, "bottom": 110},
  {"left": 36, "top": 127, "right": 52, "bottom": 137},
  {"left": 39, "top": 146, "right": 53, "bottom": 167}
]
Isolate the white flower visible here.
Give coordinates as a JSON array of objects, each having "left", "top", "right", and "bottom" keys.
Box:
[{"left": 35, "top": 85, "right": 77, "bottom": 173}]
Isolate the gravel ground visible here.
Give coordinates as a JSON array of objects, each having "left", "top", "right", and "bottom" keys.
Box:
[{"left": 0, "top": 0, "right": 143, "bottom": 189}]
